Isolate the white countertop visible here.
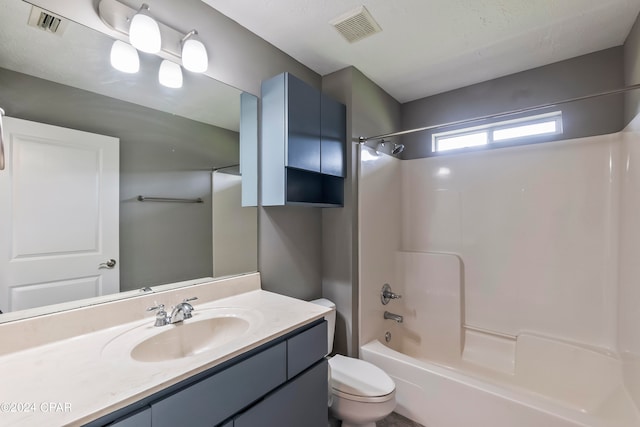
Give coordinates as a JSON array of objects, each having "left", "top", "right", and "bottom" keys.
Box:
[{"left": 0, "top": 279, "right": 329, "bottom": 427}]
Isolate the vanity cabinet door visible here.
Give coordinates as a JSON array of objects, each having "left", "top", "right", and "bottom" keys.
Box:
[
  {"left": 287, "top": 320, "right": 327, "bottom": 379},
  {"left": 151, "top": 342, "right": 286, "bottom": 427},
  {"left": 234, "top": 360, "right": 328, "bottom": 427},
  {"left": 107, "top": 407, "right": 151, "bottom": 427}
]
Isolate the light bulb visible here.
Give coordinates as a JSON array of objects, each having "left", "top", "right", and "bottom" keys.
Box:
[
  {"left": 181, "top": 32, "right": 208, "bottom": 73},
  {"left": 110, "top": 40, "right": 139, "bottom": 73},
  {"left": 158, "top": 60, "right": 183, "bottom": 88},
  {"left": 129, "top": 4, "right": 161, "bottom": 53}
]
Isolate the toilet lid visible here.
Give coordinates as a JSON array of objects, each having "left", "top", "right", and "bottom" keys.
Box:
[{"left": 329, "top": 355, "right": 395, "bottom": 398}]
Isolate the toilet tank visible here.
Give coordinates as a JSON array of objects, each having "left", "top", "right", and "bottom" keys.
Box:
[{"left": 310, "top": 298, "right": 336, "bottom": 355}]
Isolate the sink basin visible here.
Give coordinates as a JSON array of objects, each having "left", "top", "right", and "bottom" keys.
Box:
[
  {"left": 101, "top": 307, "right": 262, "bottom": 363},
  {"left": 131, "top": 316, "right": 250, "bottom": 362}
]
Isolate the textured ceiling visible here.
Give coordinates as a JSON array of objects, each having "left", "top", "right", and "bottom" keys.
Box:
[{"left": 202, "top": 0, "right": 640, "bottom": 103}]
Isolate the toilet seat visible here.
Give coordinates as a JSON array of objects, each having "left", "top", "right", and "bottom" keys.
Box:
[
  {"left": 332, "top": 387, "right": 395, "bottom": 403},
  {"left": 329, "top": 355, "right": 395, "bottom": 403}
]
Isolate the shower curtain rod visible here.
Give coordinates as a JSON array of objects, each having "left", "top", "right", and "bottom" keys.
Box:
[{"left": 356, "top": 83, "right": 640, "bottom": 143}]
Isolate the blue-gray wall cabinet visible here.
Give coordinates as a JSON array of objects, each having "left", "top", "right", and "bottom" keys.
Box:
[{"left": 261, "top": 72, "right": 345, "bottom": 207}]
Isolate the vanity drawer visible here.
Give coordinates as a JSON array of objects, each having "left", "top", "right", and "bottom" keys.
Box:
[
  {"left": 287, "top": 320, "right": 327, "bottom": 378},
  {"left": 151, "top": 342, "right": 286, "bottom": 427},
  {"left": 234, "top": 359, "right": 328, "bottom": 427},
  {"left": 107, "top": 407, "right": 151, "bottom": 427}
]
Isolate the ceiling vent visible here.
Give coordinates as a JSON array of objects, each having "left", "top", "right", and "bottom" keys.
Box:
[
  {"left": 27, "top": 6, "right": 68, "bottom": 36},
  {"left": 330, "top": 5, "right": 382, "bottom": 43}
]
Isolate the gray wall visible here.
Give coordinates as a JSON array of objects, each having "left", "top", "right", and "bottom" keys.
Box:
[
  {"left": 321, "top": 67, "right": 402, "bottom": 356},
  {"left": 258, "top": 207, "right": 323, "bottom": 300},
  {"left": 257, "top": 77, "right": 325, "bottom": 301},
  {"left": 402, "top": 47, "right": 624, "bottom": 159},
  {"left": 0, "top": 67, "right": 239, "bottom": 291},
  {"left": 321, "top": 68, "right": 355, "bottom": 356}
]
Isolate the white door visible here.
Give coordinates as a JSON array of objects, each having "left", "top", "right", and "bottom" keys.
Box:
[{"left": 0, "top": 117, "right": 119, "bottom": 313}]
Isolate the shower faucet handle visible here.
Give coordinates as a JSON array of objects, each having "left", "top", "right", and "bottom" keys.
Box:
[{"left": 381, "top": 283, "right": 402, "bottom": 305}]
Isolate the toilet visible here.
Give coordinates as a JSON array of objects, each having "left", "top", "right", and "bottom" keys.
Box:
[{"left": 311, "top": 298, "right": 396, "bottom": 427}]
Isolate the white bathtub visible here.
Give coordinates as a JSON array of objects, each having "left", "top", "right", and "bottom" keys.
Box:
[{"left": 361, "top": 339, "right": 640, "bottom": 427}]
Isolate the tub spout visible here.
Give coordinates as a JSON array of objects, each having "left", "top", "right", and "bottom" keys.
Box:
[{"left": 384, "top": 311, "right": 403, "bottom": 323}]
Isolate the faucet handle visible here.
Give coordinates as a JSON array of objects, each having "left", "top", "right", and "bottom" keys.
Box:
[
  {"left": 147, "top": 303, "right": 168, "bottom": 327},
  {"left": 147, "top": 303, "right": 165, "bottom": 312},
  {"left": 381, "top": 284, "right": 402, "bottom": 305},
  {"left": 181, "top": 297, "right": 197, "bottom": 319}
]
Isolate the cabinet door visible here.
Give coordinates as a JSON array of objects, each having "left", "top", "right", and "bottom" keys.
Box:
[
  {"left": 152, "top": 343, "right": 286, "bottom": 427},
  {"left": 320, "top": 94, "right": 346, "bottom": 177},
  {"left": 107, "top": 407, "right": 151, "bottom": 427},
  {"left": 287, "top": 321, "right": 327, "bottom": 379},
  {"left": 286, "top": 73, "right": 321, "bottom": 173},
  {"left": 234, "top": 360, "right": 328, "bottom": 427}
]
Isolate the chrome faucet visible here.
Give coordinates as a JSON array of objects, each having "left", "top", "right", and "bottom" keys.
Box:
[
  {"left": 147, "top": 297, "right": 198, "bottom": 326},
  {"left": 384, "top": 311, "right": 403, "bottom": 323},
  {"left": 170, "top": 297, "right": 198, "bottom": 323}
]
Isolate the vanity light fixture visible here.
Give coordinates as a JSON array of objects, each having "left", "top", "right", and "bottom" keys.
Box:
[
  {"left": 109, "top": 40, "right": 140, "bottom": 73},
  {"left": 128, "top": 3, "right": 161, "bottom": 53},
  {"left": 158, "top": 59, "right": 183, "bottom": 88},
  {"left": 98, "top": 0, "right": 209, "bottom": 87},
  {"left": 181, "top": 30, "right": 208, "bottom": 73}
]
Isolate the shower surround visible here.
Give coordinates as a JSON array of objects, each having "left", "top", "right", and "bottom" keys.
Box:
[{"left": 358, "top": 127, "right": 640, "bottom": 426}]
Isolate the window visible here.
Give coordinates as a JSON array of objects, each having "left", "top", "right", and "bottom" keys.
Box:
[{"left": 432, "top": 111, "right": 563, "bottom": 153}]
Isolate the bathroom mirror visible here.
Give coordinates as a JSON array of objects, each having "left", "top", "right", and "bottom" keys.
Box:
[{"left": 0, "top": 0, "right": 258, "bottom": 321}]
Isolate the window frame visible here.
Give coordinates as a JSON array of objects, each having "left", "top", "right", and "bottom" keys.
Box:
[{"left": 431, "top": 111, "right": 563, "bottom": 154}]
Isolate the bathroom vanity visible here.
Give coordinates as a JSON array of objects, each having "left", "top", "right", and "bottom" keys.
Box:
[
  {"left": 94, "top": 320, "right": 327, "bottom": 427},
  {"left": 0, "top": 273, "right": 330, "bottom": 427}
]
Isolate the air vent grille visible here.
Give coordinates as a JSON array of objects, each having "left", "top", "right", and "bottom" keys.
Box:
[
  {"left": 330, "top": 6, "right": 381, "bottom": 43},
  {"left": 27, "top": 6, "right": 68, "bottom": 36}
]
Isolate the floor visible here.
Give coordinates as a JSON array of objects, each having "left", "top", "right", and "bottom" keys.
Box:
[
  {"left": 377, "top": 412, "right": 425, "bottom": 427},
  {"left": 329, "top": 411, "right": 424, "bottom": 427}
]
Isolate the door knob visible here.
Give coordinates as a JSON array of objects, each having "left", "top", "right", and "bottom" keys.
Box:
[{"left": 99, "top": 259, "right": 117, "bottom": 269}]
